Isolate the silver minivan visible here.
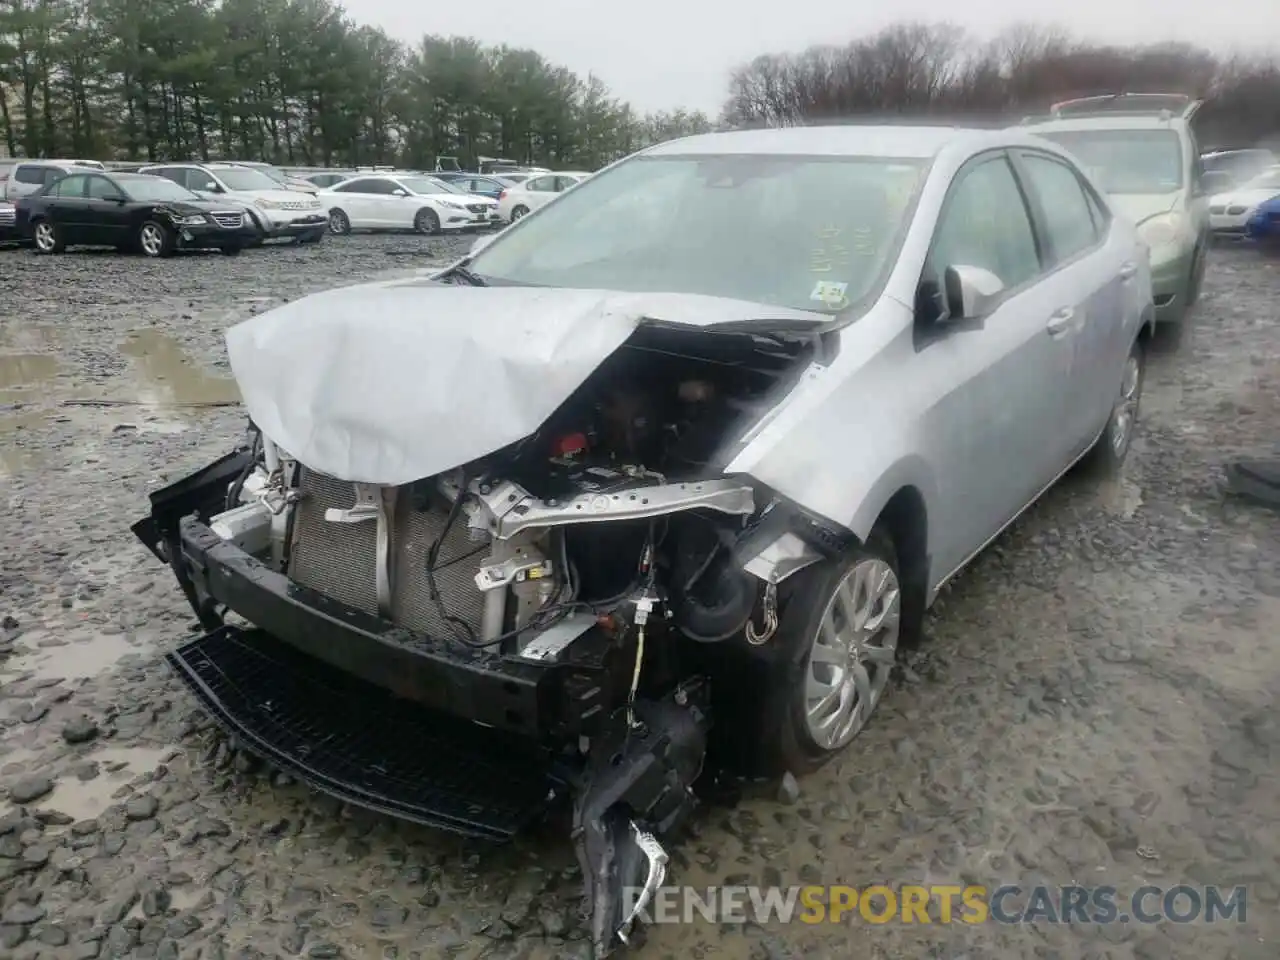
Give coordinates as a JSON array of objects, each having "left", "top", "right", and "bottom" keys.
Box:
[{"left": 4, "top": 160, "right": 105, "bottom": 200}]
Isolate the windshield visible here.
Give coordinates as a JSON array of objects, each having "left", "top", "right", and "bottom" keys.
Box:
[
  {"left": 212, "top": 168, "right": 280, "bottom": 191},
  {"left": 1038, "top": 130, "right": 1184, "bottom": 195},
  {"left": 256, "top": 167, "right": 288, "bottom": 184},
  {"left": 403, "top": 176, "right": 464, "bottom": 195},
  {"left": 122, "top": 176, "right": 201, "bottom": 203},
  {"left": 1242, "top": 168, "right": 1280, "bottom": 191},
  {"left": 467, "top": 154, "right": 927, "bottom": 314}
]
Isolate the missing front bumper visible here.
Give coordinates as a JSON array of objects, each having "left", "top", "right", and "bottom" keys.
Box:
[{"left": 169, "top": 625, "right": 563, "bottom": 840}]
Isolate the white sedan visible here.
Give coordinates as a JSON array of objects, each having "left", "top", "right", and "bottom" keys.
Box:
[
  {"left": 1208, "top": 166, "right": 1280, "bottom": 237},
  {"left": 495, "top": 172, "right": 591, "bottom": 222},
  {"left": 319, "top": 174, "right": 500, "bottom": 235}
]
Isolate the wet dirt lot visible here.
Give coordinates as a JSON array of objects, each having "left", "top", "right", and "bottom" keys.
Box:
[{"left": 0, "top": 236, "right": 1278, "bottom": 960}]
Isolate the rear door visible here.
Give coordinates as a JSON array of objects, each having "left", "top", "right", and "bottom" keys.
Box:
[
  {"left": 43, "top": 174, "right": 90, "bottom": 241},
  {"left": 523, "top": 175, "right": 558, "bottom": 211},
  {"left": 1012, "top": 149, "right": 1121, "bottom": 457},
  {"left": 329, "top": 178, "right": 385, "bottom": 226}
]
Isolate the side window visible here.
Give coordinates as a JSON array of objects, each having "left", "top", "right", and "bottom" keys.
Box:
[
  {"left": 44, "top": 168, "right": 70, "bottom": 186},
  {"left": 1018, "top": 153, "right": 1099, "bottom": 265},
  {"left": 187, "top": 169, "right": 220, "bottom": 191},
  {"left": 526, "top": 176, "right": 553, "bottom": 192},
  {"left": 372, "top": 180, "right": 401, "bottom": 195},
  {"left": 930, "top": 156, "right": 1041, "bottom": 291},
  {"left": 49, "top": 175, "right": 86, "bottom": 198},
  {"left": 85, "top": 176, "right": 120, "bottom": 200},
  {"left": 16, "top": 166, "right": 47, "bottom": 184},
  {"left": 334, "top": 178, "right": 374, "bottom": 193},
  {"left": 554, "top": 176, "right": 579, "bottom": 192}
]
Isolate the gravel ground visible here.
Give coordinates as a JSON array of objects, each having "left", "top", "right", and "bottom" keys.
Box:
[{"left": 0, "top": 236, "right": 1277, "bottom": 960}]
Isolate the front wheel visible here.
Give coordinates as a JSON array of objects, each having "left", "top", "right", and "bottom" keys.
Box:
[
  {"left": 1082, "top": 337, "right": 1145, "bottom": 476},
  {"left": 137, "top": 220, "right": 174, "bottom": 258},
  {"left": 328, "top": 209, "right": 351, "bottom": 235},
  {"left": 753, "top": 529, "right": 903, "bottom": 776},
  {"left": 32, "top": 220, "right": 65, "bottom": 255},
  {"left": 414, "top": 208, "right": 441, "bottom": 235}
]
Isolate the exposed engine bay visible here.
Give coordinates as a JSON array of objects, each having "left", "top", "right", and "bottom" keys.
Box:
[{"left": 139, "top": 323, "right": 840, "bottom": 958}]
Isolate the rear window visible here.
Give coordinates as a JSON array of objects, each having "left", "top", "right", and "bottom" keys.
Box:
[
  {"left": 1037, "top": 129, "right": 1184, "bottom": 195},
  {"left": 15, "top": 166, "right": 50, "bottom": 184}
]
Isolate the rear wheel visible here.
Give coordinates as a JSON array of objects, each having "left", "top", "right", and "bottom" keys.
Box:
[
  {"left": 1082, "top": 336, "right": 1145, "bottom": 476},
  {"left": 414, "top": 208, "right": 441, "bottom": 235},
  {"left": 138, "top": 220, "right": 174, "bottom": 258},
  {"left": 32, "top": 220, "right": 65, "bottom": 255},
  {"left": 510, "top": 205, "right": 530, "bottom": 221}
]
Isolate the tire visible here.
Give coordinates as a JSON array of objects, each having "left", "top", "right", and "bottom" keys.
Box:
[
  {"left": 1185, "top": 243, "right": 1207, "bottom": 306},
  {"left": 414, "top": 208, "right": 441, "bottom": 235},
  {"left": 510, "top": 205, "right": 530, "bottom": 221},
  {"left": 220, "top": 245, "right": 242, "bottom": 256},
  {"left": 137, "top": 220, "right": 174, "bottom": 258},
  {"left": 32, "top": 219, "right": 65, "bottom": 255},
  {"left": 751, "top": 528, "right": 903, "bottom": 776},
  {"left": 328, "top": 209, "right": 350, "bottom": 235},
  {"left": 1081, "top": 336, "right": 1145, "bottom": 477}
]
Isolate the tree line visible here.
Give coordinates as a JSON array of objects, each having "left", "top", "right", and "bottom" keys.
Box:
[
  {"left": 723, "top": 22, "right": 1280, "bottom": 149},
  {"left": 3, "top": 6, "right": 1279, "bottom": 171},
  {"left": 0, "top": 0, "right": 714, "bottom": 169}
]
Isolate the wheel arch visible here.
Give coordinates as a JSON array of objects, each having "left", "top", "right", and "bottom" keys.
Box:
[{"left": 868, "top": 483, "right": 930, "bottom": 645}]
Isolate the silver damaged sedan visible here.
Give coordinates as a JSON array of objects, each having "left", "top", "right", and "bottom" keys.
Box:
[{"left": 135, "top": 124, "right": 1156, "bottom": 958}]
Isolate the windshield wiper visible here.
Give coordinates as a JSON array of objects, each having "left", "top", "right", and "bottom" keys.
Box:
[{"left": 440, "top": 263, "right": 488, "bottom": 286}]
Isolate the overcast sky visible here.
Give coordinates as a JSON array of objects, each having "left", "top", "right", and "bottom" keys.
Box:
[{"left": 355, "top": 1, "right": 1278, "bottom": 116}]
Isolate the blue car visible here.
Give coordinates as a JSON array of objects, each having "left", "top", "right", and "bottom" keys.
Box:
[
  {"left": 431, "top": 173, "right": 512, "bottom": 200},
  {"left": 1245, "top": 193, "right": 1280, "bottom": 248}
]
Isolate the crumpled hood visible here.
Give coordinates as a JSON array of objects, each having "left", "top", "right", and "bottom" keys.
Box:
[
  {"left": 224, "top": 279, "right": 827, "bottom": 485},
  {"left": 1107, "top": 192, "right": 1182, "bottom": 225}
]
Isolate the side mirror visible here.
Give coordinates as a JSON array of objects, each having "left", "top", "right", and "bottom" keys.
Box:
[
  {"left": 392, "top": 188, "right": 408, "bottom": 197},
  {"left": 469, "top": 234, "right": 495, "bottom": 257},
  {"left": 941, "top": 264, "right": 1004, "bottom": 323}
]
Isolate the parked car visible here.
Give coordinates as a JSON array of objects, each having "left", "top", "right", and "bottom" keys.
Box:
[
  {"left": 134, "top": 123, "right": 1153, "bottom": 960},
  {"left": 138, "top": 163, "right": 327, "bottom": 244},
  {"left": 495, "top": 172, "right": 590, "bottom": 221},
  {"left": 1208, "top": 166, "right": 1280, "bottom": 238},
  {"left": 318, "top": 173, "right": 500, "bottom": 235},
  {"left": 1022, "top": 92, "right": 1210, "bottom": 330},
  {"left": 5, "top": 159, "right": 107, "bottom": 200},
  {"left": 1201, "top": 148, "right": 1277, "bottom": 189},
  {"left": 1245, "top": 192, "right": 1280, "bottom": 248},
  {"left": 16, "top": 170, "right": 256, "bottom": 256},
  {"left": 0, "top": 199, "right": 19, "bottom": 244},
  {"left": 430, "top": 173, "right": 514, "bottom": 200}
]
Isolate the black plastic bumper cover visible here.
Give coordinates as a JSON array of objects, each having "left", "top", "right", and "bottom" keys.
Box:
[{"left": 169, "top": 625, "right": 564, "bottom": 840}]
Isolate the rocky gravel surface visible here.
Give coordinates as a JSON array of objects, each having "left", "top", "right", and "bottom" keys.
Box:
[{"left": 0, "top": 236, "right": 1278, "bottom": 960}]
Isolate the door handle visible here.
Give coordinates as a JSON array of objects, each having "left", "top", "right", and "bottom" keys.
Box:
[
  {"left": 1046, "top": 308, "right": 1074, "bottom": 336},
  {"left": 1118, "top": 261, "right": 1137, "bottom": 280}
]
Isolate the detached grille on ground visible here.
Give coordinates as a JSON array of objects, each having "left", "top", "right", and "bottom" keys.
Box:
[
  {"left": 287, "top": 468, "right": 488, "bottom": 638},
  {"left": 167, "top": 626, "right": 561, "bottom": 839}
]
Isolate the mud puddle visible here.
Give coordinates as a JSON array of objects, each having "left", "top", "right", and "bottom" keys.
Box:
[
  {"left": 1, "top": 624, "right": 154, "bottom": 682},
  {"left": 120, "top": 328, "right": 240, "bottom": 409},
  {"left": 41, "top": 745, "right": 174, "bottom": 822},
  {"left": 0, "top": 352, "right": 60, "bottom": 405}
]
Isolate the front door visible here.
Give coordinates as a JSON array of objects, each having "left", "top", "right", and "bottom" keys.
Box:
[
  {"left": 914, "top": 151, "right": 1074, "bottom": 579},
  {"left": 82, "top": 175, "right": 132, "bottom": 245}
]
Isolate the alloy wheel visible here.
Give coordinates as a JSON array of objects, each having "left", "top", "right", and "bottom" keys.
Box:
[
  {"left": 34, "top": 222, "right": 55, "bottom": 252},
  {"left": 140, "top": 223, "right": 164, "bottom": 257},
  {"left": 802, "top": 557, "right": 901, "bottom": 751},
  {"left": 1110, "top": 354, "right": 1142, "bottom": 456}
]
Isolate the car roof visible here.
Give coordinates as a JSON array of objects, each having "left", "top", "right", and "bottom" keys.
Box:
[
  {"left": 1020, "top": 115, "right": 1187, "bottom": 134},
  {"left": 642, "top": 125, "right": 1012, "bottom": 159}
]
